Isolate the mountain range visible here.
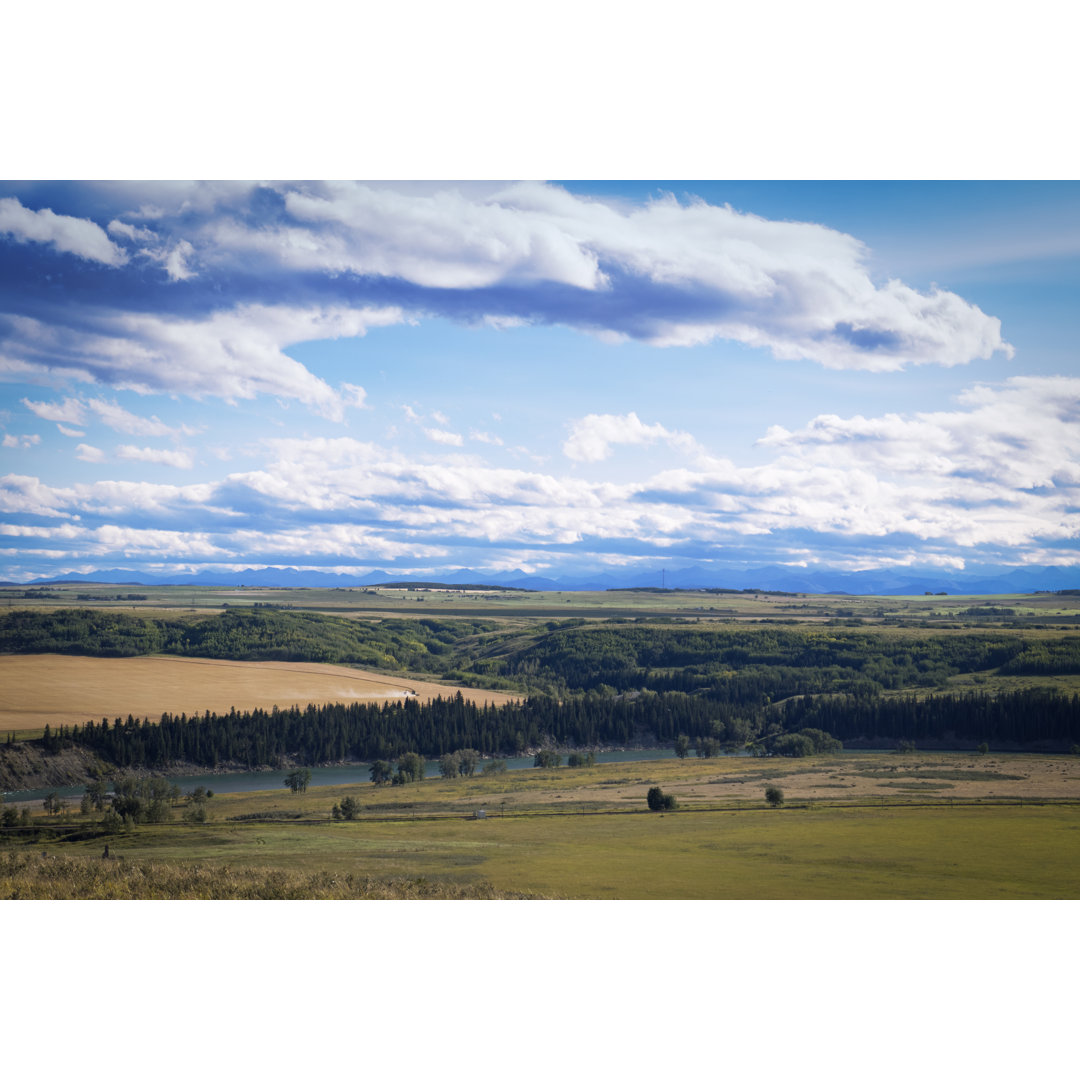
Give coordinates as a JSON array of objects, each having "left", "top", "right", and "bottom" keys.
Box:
[{"left": 20, "top": 564, "right": 1080, "bottom": 596}]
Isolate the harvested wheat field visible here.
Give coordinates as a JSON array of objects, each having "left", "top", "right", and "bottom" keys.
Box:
[{"left": 0, "top": 654, "right": 519, "bottom": 732}]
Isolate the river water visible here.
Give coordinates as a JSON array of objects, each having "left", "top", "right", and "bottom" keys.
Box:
[{"left": 1, "top": 746, "right": 686, "bottom": 803}]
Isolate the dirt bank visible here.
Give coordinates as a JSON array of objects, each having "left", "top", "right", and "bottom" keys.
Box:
[{"left": 0, "top": 743, "right": 106, "bottom": 793}]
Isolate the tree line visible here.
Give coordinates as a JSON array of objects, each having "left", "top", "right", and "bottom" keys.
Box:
[{"left": 30, "top": 683, "right": 1080, "bottom": 772}]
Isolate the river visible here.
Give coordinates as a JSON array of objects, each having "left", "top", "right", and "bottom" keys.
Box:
[{"left": 1, "top": 746, "right": 686, "bottom": 803}]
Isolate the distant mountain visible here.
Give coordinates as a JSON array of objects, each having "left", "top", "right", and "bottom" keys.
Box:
[{"left": 26, "top": 563, "right": 1080, "bottom": 595}]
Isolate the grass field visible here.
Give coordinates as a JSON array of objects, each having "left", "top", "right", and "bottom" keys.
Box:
[
  {"left": 7, "top": 752, "right": 1080, "bottom": 898},
  {"left": 14, "top": 801, "right": 1079, "bottom": 899}
]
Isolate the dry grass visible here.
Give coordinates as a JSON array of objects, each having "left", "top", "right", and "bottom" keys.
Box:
[
  {"left": 0, "top": 849, "right": 541, "bottom": 899},
  {"left": 0, "top": 654, "right": 519, "bottom": 732}
]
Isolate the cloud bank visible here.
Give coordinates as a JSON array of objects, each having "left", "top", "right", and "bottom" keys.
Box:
[
  {"left": 0, "top": 182, "right": 1012, "bottom": 424},
  {"left": 2, "top": 377, "right": 1075, "bottom": 578}
]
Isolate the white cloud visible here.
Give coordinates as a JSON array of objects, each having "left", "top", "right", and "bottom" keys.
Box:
[
  {"left": 4, "top": 374, "right": 1076, "bottom": 575},
  {"left": 563, "top": 411, "right": 700, "bottom": 462},
  {"left": 189, "top": 182, "right": 1009, "bottom": 371},
  {"left": 116, "top": 445, "right": 195, "bottom": 468},
  {"left": 57, "top": 424, "right": 85, "bottom": 437},
  {"left": 470, "top": 430, "right": 504, "bottom": 446},
  {"left": 22, "top": 396, "right": 87, "bottom": 425},
  {"left": 3, "top": 433, "right": 40, "bottom": 448},
  {"left": 424, "top": 427, "right": 464, "bottom": 446},
  {"left": 85, "top": 397, "right": 185, "bottom": 437},
  {"left": 3, "top": 304, "right": 406, "bottom": 421},
  {"left": 89, "top": 525, "right": 226, "bottom": 558},
  {"left": 431, "top": 410, "right": 451, "bottom": 426},
  {"left": 340, "top": 382, "right": 368, "bottom": 409},
  {"left": 76, "top": 444, "right": 105, "bottom": 463},
  {"left": 0, "top": 197, "right": 128, "bottom": 266},
  {"left": 23, "top": 393, "right": 188, "bottom": 437},
  {"left": 107, "top": 220, "right": 158, "bottom": 244},
  {"left": 161, "top": 239, "right": 197, "bottom": 281}
]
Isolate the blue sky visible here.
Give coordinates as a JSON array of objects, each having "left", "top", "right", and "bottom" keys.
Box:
[{"left": 1, "top": 180, "right": 1077, "bottom": 583}]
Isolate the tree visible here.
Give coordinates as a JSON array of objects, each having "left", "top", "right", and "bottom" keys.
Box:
[
  {"left": 439, "top": 753, "right": 460, "bottom": 779},
  {"left": 456, "top": 748, "right": 479, "bottom": 776},
  {"left": 332, "top": 795, "right": 361, "bottom": 820},
  {"left": 370, "top": 760, "right": 393, "bottom": 785},
  {"left": 481, "top": 759, "right": 507, "bottom": 775},
  {"left": 85, "top": 778, "right": 109, "bottom": 811},
  {"left": 674, "top": 734, "right": 691, "bottom": 759},
  {"left": 284, "top": 767, "right": 311, "bottom": 794},
  {"left": 647, "top": 786, "right": 677, "bottom": 812},
  {"left": 396, "top": 752, "right": 425, "bottom": 784},
  {"left": 977, "top": 742, "right": 989, "bottom": 755},
  {"left": 1, "top": 806, "right": 19, "bottom": 829},
  {"left": 534, "top": 749, "right": 561, "bottom": 768},
  {"left": 765, "top": 785, "right": 784, "bottom": 808},
  {"left": 696, "top": 737, "right": 721, "bottom": 758},
  {"left": 42, "top": 792, "right": 63, "bottom": 816}
]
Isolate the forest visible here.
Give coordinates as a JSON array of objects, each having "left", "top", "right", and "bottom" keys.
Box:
[{"left": 4, "top": 607, "right": 1080, "bottom": 766}]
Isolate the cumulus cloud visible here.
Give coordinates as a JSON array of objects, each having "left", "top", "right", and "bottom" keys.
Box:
[
  {"left": 57, "top": 424, "right": 85, "bottom": 437},
  {"left": 3, "top": 182, "right": 1009, "bottom": 376},
  {"left": 0, "top": 196, "right": 128, "bottom": 266},
  {"left": 564, "top": 412, "right": 701, "bottom": 462},
  {"left": 3, "top": 433, "right": 40, "bottom": 448},
  {"left": 75, "top": 443, "right": 105, "bottom": 463},
  {"left": 4, "top": 372, "right": 1078, "bottom": 576},
  {"left": 170, "top": 181, "right": 1009, "bottom": 371},
  {"left": 424, "top": 427, "right": 464, "bottom": 446},
  {"left": 116, "top": 445, "right": 195, "bottom": 469}
]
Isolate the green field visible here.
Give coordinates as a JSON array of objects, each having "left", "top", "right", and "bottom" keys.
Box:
[
  {"left": 12, "top": 800, "right": 1079, "bottom": 899},
  {"left": 7, "top": 752, "right": 1080, "bottom": 898}
]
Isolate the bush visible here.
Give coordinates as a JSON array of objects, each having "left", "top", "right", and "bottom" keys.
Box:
[
  {"left": 646, "top": 786, "right": 677, "bottom": 812},
  {"left": 765, "top": 785, "right": 784, "bottom": 807}
]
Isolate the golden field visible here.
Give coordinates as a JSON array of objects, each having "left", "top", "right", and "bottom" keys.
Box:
[{"left": 0, "top": 653, "right": 519, "bottom": 732}]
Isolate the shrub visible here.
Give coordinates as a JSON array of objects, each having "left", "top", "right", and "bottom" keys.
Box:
[
  {"left": 765, "top": 785, "right": 784, "bottom": 808},
  {"left": 646, "top": 786, "right": 677, "bottom": 812}
]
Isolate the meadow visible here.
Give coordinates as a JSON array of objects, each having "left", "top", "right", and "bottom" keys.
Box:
[{"left": 5, "top": 751, "right": 1079, "bottom": 899}]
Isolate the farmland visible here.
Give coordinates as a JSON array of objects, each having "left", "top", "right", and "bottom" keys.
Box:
[{"left": 0, "top": 653, "right": 519, "bottom": 733}]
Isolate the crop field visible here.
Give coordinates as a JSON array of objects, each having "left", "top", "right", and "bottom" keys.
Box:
[{"left": 0, "top": 653, "right": 518, "bottom": 732}]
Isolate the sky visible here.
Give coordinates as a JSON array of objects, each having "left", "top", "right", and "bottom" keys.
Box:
[{"left": 1, "top": 179, "right": 1078, "bottom": 584}]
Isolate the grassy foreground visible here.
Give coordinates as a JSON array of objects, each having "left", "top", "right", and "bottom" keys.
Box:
[
  {"left": 7, "top": 753, "right": 1080, "bottom": 898},
  {"left": 8, "top": 800, "right": 1079, "bottom": 899},
  {"left": 0, "top": 849, "right": 540, "bottom": 899}
]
